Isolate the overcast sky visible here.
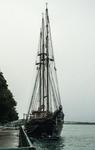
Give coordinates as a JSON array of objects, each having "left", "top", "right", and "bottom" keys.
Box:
[{"left": 0, "top": 0, "right": 95, "bottom": 122}]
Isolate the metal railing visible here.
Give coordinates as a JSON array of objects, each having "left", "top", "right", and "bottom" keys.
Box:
[{"left": 19, "top": 126, "right": 36, "bottom": 150}]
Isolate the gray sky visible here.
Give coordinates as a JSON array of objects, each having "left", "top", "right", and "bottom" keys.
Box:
[{"left": 0, "top": 0, "right": 95, "bottom": 122}]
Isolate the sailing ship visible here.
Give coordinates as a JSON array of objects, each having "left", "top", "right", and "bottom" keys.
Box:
[{"left": 25, "top": 5, "right": 64, "bottom": 139}]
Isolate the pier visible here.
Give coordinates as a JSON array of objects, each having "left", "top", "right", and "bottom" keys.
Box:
[
  {"left": 0, "top": 127, "right": 36, "bottom": 150},
  {"left": 0, "top": 128, "right": 19, "bottom": 148}
]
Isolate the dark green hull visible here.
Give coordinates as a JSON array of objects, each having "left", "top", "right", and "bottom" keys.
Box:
[{"left": 25, "top": 110, "right": 64, "bottom": 138}]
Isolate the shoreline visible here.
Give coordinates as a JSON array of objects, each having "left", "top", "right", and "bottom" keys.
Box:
[{"left": 64, "top": 121, "right": 95, "bottom": 125}]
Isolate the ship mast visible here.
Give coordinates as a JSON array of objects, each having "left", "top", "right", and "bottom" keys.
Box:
[
  {"left": 39, "top": 15, "right": 45, "bottom": 112},
  {"left": 39, "top": 29, "right": 42, "bottom": 110},
  {"left": 42, "top": 14, "right": 45, "bottom": 112},
  {"left": 26, "top": 4, "right": 63, "bottom": 120},
  {"left": 46, "top": 4, "right": 49, "bottom": 113},
  {"left": 39, "top": 5, "right": 50, "bottom": 113}
]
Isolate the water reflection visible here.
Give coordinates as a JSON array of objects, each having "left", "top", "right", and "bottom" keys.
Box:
[{"left": 32, "top": 137, "right": 65, "bottom": 150}]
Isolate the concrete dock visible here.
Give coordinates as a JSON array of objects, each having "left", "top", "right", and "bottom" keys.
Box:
[{"left": 0, "top": 128, "right": 19, "bottom": 148}]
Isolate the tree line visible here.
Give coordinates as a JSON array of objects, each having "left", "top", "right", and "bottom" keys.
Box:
[{"left": 0, "top": 72, "right": 18, "bottom": 124}]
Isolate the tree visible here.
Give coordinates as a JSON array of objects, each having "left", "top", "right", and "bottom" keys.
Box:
[{"left": 0, "top": 72, "right": 18, "bottom": 124}]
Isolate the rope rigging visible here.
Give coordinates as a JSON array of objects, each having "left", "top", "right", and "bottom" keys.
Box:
[{"left": 27, "top": 5, "right": 63, "bottom": 120}]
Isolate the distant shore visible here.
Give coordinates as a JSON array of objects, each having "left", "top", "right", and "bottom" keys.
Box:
[{"left": 64, "top": 121, "right": 95, "bottom": 125}]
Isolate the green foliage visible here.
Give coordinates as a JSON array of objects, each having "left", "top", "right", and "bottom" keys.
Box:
[{"left": 0, "top": 72, "right": 18, "bottom": 124}]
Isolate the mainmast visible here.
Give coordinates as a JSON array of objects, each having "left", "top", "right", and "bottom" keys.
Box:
[
  {"left": 46, "top": 4, "right": 49, "bottom": 113},
  {"left": 39, "top": 29, "right": 42, "bottom": 110},
  {"left": 42, "top": 14, "right": 45, "bottom": 112}
]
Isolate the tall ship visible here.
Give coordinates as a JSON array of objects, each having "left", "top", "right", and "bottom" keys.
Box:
[{"left": 25, "top": 5, "right": 64, "bottom": 138}]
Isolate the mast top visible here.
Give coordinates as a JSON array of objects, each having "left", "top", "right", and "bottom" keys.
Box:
[{"left": 46, "top": 2, "right": 48, "bottom": 9}]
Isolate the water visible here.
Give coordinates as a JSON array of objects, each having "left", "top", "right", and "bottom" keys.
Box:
[{"left": 32, "top": 124, "right": 95, "bottom": 150}]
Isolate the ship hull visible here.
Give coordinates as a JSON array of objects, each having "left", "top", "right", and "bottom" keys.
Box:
[{"left": 25, "top": 110, "right": 64, "bottom": 138}]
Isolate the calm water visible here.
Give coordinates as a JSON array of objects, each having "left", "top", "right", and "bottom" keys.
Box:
[{"left": 33, "top": 125, "right": 95, "bottom": 150}]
